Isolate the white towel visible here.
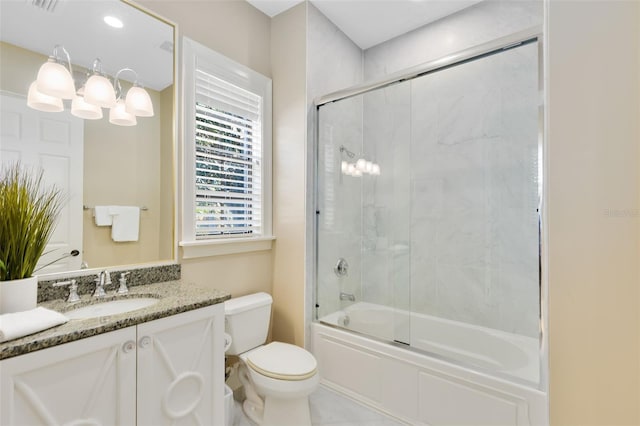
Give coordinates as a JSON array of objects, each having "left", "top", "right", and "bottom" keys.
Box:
[
  {"left": 94, "top": 206, "right": 113, "bottom": 226},
  {"left": 109, "top": 206, "right": 140, "bottom": 242},
  {"left": 0, "top": 307, "right": 68, "bottom": 342}
]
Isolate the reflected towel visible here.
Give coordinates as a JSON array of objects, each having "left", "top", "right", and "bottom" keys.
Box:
[
  {"left": 109, "top": 206, "right": 140, "bottom": 242},
  {"left": 0, "top": 307, "right": 68, "bottom": 342},
  {"left": 93, "top": 206, "right": 113, "bottom": 226}
]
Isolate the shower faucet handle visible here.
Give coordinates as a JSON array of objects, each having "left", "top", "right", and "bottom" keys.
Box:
[{"left": 334, "top": 258, "right": 349, "bottom": 277}]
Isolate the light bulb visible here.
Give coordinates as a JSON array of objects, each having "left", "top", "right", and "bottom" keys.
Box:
[
  {"left": 36, "top": 59, "right": 75, "bottom": 99},
  {"left": 71, "top": 95, "right": 103, "bottom": 120},
  {"left": 125, "top": 85, "right": 154, "bottom": 117},
  {"left": 84, "top": 74, "right": 116, "bottom": 108},
  {"left": 27, "top": 81, "right": 64, "bottom": 112},
  {"left": 109, "top": 99, "right": 137, "bottom": 126},
  {"left": 365, "top": 161, "right": 373, "bottom": 173}
]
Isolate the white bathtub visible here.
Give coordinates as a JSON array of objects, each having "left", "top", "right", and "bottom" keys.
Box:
[{"left": 313, "top": 303, "right": 547, "bottom": 425}]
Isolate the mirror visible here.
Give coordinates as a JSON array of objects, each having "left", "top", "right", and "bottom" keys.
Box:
[{"left": 0, "top": 0, "right": 175, "bottom": 275}]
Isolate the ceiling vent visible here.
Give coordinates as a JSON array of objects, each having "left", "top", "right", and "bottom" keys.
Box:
[{"left": 30, "top": 0, "right": 59, "bottom": 13}]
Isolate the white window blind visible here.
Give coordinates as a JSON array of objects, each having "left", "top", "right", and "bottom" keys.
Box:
[{"left": 194, "top": 69, "right": 263, "bottom": 238}]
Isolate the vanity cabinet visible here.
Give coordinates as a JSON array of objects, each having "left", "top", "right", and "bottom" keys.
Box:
[{"left": 0, "top": 304, "right": 225, "bottom": 426}]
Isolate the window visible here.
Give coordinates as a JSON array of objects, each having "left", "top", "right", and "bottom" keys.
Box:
[{"left": 181, "top": 38, "right": 273, "bottom": 257}]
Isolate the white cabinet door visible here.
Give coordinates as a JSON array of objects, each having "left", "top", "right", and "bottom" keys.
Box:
[
  {"left": 136, "top": 304, "right": 225, "bottom": 426},
  {"left": 0, "top": 327, "right": 137, "bottom": 426}
]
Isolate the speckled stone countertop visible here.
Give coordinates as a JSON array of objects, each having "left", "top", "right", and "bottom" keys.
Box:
[{"left": 0, "top": 280, "right": 230, "bottom": 360}]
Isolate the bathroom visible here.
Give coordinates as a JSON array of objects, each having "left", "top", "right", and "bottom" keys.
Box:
[{"left": 0, "top": 0, "right": 638, "bottom": 425}]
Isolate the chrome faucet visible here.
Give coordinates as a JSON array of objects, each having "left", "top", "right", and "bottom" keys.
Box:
[
  {"left": 339, "top": 292, "right": 355, "bottom": 302},
  {"left": 94, "top": 270, "right": 111, "bottom": 298}
]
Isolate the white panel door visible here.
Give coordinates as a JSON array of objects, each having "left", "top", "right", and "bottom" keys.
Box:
[
  {"left": 136, "top": 304, "right": 225, "bottom": 426},
  {"left": 0, "top": 327, "right": 137, "bottom": 426},
  {"left": 0, "top": 92, "right": 84, "bottom": 273}
]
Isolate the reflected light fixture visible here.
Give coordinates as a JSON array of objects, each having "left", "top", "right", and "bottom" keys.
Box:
[
  {"left": 27, "top": 45, "right": 154, "bottom": 126},
  {"left": 84, "top": 58, "right": 116, "bottom": 108},
  {"left": 27, "top": 81, "right": 64, "bottom": 112},
  {"left": 109, "top": 99, "right": 137, "bottom": 126},
  {"left": 35, "top": 45, "right": 75, "bottom": 99},
  {"left": 71, "top": 94, "right": 102, "bottom": 120},
  {"left": 115, "top": 68, "right": 154, "bottom": 117}
]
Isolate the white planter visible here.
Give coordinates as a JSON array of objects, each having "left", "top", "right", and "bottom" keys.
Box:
[{"left": 0, "top": 276, "right": 38, "bottom": 314}]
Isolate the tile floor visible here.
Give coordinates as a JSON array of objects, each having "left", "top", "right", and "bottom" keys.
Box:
[{"left": 232, "top": 385, "right": 406, "bottom": 426}]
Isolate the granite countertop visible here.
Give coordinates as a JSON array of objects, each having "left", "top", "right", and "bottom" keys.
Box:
[{"left": 0, "top": 280, "right": 231, "bottom": 360}]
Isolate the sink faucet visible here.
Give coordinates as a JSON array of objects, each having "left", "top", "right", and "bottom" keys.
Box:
[
  {"left": 339, "top": 292, "right": 355, "bottom": 302},
  {"left": 94, "top": 270, "right": 111, "bottom": 298}
]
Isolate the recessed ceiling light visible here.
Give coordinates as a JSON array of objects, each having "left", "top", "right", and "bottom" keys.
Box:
[{"left": 104, "top": 16, "right": 123, "bottom": 29}]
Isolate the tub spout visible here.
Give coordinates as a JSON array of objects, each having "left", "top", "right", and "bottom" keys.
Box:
[{"left": 340, "top": 292, "right": 355, "bottom": 302}]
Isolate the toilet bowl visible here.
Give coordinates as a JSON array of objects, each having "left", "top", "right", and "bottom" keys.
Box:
[{"left": 225, "top": 293, "right": 319, "bottom": 426}]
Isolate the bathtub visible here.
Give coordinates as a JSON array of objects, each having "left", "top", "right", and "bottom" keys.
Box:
[{"left": 313, "top": 302, "right": 547, "bottom": 425}]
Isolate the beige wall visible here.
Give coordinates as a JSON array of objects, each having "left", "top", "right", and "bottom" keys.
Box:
[
  {"left": 270, "top": 3, "right": 307, "bottom": 346},
  {"left": 138, "top": 0, "right": 271, "bottom": 78},
  {"left": 547, "top": 1, "right": 640, "bottom": 424},
  {"left": 139, "top": 0, "right": 274, "bottom": 299}
]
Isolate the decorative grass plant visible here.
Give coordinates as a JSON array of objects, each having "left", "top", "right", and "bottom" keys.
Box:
[{"left": 0, "top": 163, "right": 64, "bottom": 281}]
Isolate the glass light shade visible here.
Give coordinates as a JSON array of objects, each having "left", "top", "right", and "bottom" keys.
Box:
[
  {"left": 84, "top": 74, "right": 116, "bottom": 108},
  {"left": 356, "top": 158, "right": 367, "bottom": 171},
  {"left": 109, "top": 99, "right": 137, "bottom": 126},
  {"left": 125, "top": 85, "right": 154, "bottom": 117},
  {"left": 71, "top": 96, "right": 103, "bottom": 120},
  {"left": 371, "top": 164, "right": 381, "bottom": 175},
  {"left": 27, "top": 81, "right": 63, "bottom": 112},
  {"left": 365, "top": 161, "right": 373, "bottom": 174},
  {"left": 36, "top": 60, "right": 75, "bottom": 99}
]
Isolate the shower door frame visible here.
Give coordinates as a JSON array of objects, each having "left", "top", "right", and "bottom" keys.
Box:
[{"left": 312, "top": 25, "right": 548, "bottom": 391}]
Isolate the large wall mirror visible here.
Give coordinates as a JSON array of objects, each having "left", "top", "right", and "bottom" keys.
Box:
[{"left": 0, "top": 0, "right": 175, "bottom": 275}]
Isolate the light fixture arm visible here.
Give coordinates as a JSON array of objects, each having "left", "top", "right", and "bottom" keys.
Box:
[
  {"left": 114, "top": 67, "right": 142, "bottom": 100},
  {"left": 52, "top": 44, "right": 73, "bottom": 75}
]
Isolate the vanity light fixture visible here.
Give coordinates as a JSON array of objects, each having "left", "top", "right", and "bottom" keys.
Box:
[
  {"left": 84, "top": 58, "right": 117, "bottom": 108},
  {"left": 109, "top": 99, "right": 137, "bottom": 126},
  {"left": 27, "top": 81, "right": 64, "bottom": 112},
  {"left": 71, "top": 94, "right": 103, "bottom": 120},
  {"left": 27, "top": 45, "right": 155, "bottom": 126},
  {"left": 34, "top": 45, "right": 75, "bottom": 99},
  {"left": 115, "top": 68, "right": 154, "bottom": 117}
]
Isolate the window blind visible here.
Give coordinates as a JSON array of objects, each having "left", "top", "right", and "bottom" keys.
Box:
[{"left": 194, "top": 69, "right": 262, "bottom": 238}]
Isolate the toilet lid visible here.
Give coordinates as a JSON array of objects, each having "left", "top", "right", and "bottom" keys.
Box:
[{"left": 245, "top": 342, "right": 317, "bottom": 381}]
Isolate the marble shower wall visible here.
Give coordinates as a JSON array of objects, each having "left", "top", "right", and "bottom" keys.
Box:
[{"left": 360, "top": 42, "right": 540, "bottom": 337}]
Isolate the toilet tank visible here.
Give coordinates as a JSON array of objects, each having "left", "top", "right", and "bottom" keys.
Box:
[{"left": 224, "top": 292, "right": 272, "bottom": 355}]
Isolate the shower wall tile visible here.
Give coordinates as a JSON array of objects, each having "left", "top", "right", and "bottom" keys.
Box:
[{"left": 363, "top": 0, "right": 542, "bottom": 81}]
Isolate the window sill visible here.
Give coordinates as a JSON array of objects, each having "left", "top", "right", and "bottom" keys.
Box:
[{"left": 179, "top": 236, "right": 275, "bottom": 259}]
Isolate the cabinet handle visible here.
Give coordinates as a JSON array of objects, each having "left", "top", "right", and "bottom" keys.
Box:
[
  {"left": 139, "top": 336, "right": 152, "bottom": 349},
  {"left": 122, "top": 340, "right": 136, "bottom": 353}
]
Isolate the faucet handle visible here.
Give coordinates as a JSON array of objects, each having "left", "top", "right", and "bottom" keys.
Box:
[
  {"left": 104, "top": 271, "right": 112, "bottom": 285},
  {"left": 53, "top": 279, "right": 80, "bottom": 303},
  {"left": 116, "top": 272, "right": 130, "bottom": 295}
]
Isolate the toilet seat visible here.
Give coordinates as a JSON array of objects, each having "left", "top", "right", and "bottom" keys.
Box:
[{"left": 245, "top": 342, "right": 317, "bottom": 381}]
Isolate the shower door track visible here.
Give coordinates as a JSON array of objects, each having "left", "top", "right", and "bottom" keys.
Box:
[{"left": 314, "top": 25, "right": 542, "bottom": 107}]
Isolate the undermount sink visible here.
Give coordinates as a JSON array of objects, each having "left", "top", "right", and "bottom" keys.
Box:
[{"left": 64, "top": 297, "right": 159, "bottom": 320}]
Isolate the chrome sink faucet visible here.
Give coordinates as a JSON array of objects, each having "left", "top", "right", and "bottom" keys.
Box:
[{"left": 93, "top": 270, "right": 111, "bottom": 298}]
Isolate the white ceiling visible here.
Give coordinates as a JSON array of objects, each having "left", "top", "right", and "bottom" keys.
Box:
[
  {"left": 0, "top": 0, "right": 173, "bottom": 91},
  {"left": 248, "top": 0, "right": 482, "bottom": 50}
]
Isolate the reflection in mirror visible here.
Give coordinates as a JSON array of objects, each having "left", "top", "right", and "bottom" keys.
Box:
[{"left": 0, "top": 0, "right": 175, "bottom": 275}]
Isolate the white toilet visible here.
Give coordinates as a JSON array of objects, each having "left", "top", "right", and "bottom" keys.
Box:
[{"left": 225, "top": 292, "right": 319, "bottom": 426}]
